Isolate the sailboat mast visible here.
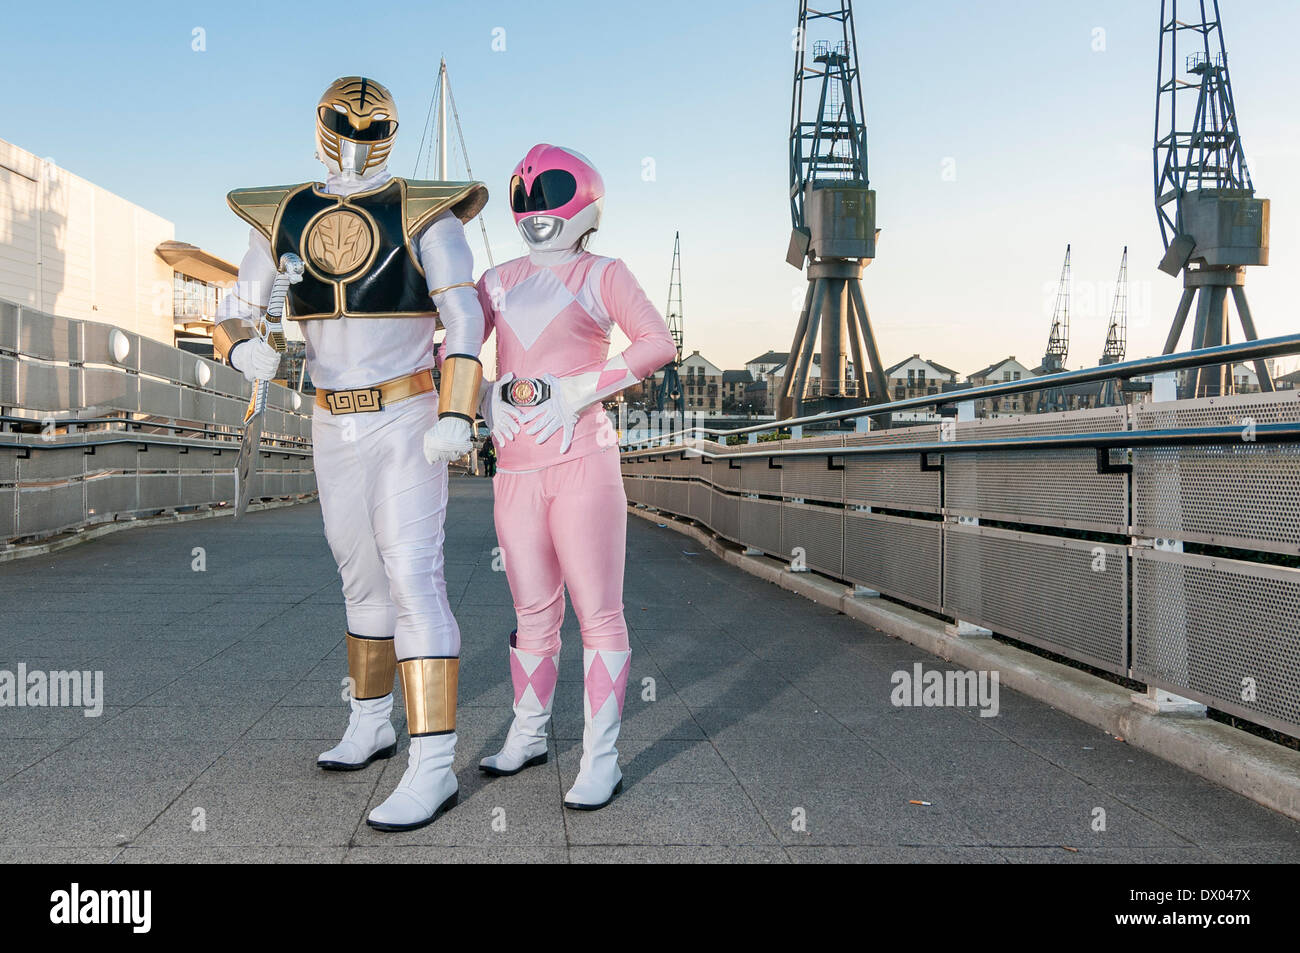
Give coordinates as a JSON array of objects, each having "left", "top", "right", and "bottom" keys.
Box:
[{"left": 437, "top": 58, "right": 449, "bottom": 180}]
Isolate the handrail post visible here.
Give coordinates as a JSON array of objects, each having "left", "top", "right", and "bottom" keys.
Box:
[{"left": 941, "top": 410, "right": 991, "bottom": 638}]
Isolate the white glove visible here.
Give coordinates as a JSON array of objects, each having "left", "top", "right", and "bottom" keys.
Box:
[
  {"left": 423, "top": 415, "right": 472, "bottom": 464},
  {"left": 230, "top": 337, "right": 281, "bottom": 383},
  {"left": 482, "top": 373, "right": 528, "bottom": 446},
  {"left": 523, "top": 373, "right": 583, "bottom": 454}
]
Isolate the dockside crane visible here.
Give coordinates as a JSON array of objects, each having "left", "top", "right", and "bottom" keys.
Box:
[
  {"left": 1154, "top": 0, "right": 1272, "bottom": 397},
  {"left": 1099, "top": 247, "right": 1129, "bottom": 407},
  {"left": 782, "top": 0, "right": 888, "bottom": 417},
  {"left": 1036, "top": 245, "right": 1072, "bottom": 413},
  {"left": 654, "top": 232, "right": 686, "bottom": 417}
]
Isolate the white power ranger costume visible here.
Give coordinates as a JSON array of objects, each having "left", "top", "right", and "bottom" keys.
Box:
[{"left": 213, "top": 77, "right": 487, "bottom": 832}]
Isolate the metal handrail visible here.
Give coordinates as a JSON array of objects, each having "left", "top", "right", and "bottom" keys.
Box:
[
  {"left": 2, "top": 433, "right": 313, "bottom": 459},
  {"left": 621, "top": 421, "right": 1300, "bottom": 462},
  {"left": 0, "top": 414, "right": 312, "bottom": 446},
  {"left": 625, "top": 333, "right": 1300, "bottom": 448}
]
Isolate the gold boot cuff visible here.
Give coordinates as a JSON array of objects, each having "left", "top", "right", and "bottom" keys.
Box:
[
  {"left": 437, "top": 355, "right": 483, "bottom": 423},
  {"left": 347, "top": 633, "right": 396, "bottom": 700},
  {"left": 399, "top": 657, "right": 459, "bottom": 736}
]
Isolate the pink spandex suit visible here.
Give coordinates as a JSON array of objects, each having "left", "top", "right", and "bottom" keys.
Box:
[{"left": 477, "top": 250, "right": 675, "bottom": 658}]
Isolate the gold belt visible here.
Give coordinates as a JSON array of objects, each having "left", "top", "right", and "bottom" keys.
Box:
[{"left": 315, "top": 368, "right": 436, "bottom": 415}]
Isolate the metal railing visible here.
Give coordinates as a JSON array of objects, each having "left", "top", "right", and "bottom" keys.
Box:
[
  {"left": 1, "top": 299, "right": 316, "bottom": 544},
  {"left": 621, "top": 336, "right": 1300, "bottom": 741},
  {"left": 624, "top": 333, "right": 1300, "bottom": 446}
]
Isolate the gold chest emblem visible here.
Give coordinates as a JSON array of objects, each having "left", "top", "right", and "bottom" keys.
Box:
[{"left": 306, "top": 208, "right": 374, "bottom": 275}]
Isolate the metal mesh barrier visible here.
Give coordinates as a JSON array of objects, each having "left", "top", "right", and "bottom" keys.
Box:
[
  {"left": 944, "top": 523, "right": 1128, "bottom": 675},
  {"left": 2, "top": 301, "right": 315, "bottom": 543},
  {"left": 1133, "top": 391, "right": 1300, "bottom": 554},
  {"left": 782, "top": 502, "right": 843, "bottom": 577},
  {"left": 1133, "top": 548, "right": 1300, "bottom": 736},
  {"left": 620, "top": 388, "right": 1300, "bottom": 737},
  {"left": 948, "top": 407, "right": 1129, "bottom": 532},
  {"left": 844, "top": 510, "right": 943, "bottom": 611}
]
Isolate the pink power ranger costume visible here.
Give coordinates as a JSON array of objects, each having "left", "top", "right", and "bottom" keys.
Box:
[{"left": 475, "top": 144, "right": 675, "bottom": 810}]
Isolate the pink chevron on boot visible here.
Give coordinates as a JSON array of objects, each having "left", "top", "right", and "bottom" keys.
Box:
[
  {"left": 564, "top": 648, "right": 630, "bottom": 810},
  {"left": 480, "top": 643, "right": 557, "bottom": 777}
]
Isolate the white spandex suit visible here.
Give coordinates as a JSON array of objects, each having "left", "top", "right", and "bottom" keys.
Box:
[{"left": 216, "top": 166, "right": 483, "bottom": 662}]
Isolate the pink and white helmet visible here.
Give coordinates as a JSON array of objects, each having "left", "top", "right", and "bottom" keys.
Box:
[{"left": 510, "top": 143, "right": 605, "bottom": 252}]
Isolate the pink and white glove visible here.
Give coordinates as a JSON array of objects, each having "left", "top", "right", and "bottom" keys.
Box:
[
  {"left": 523, "top": 373, "right": 588, "bottom": 454},
  {"left": 523, "top": 357, "right": 638, "bottom": 454},
  {"left": 480, "top": 373, "right": 528, "bottom": 446}
]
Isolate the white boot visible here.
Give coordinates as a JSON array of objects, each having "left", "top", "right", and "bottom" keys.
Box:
[
  {"left": 563, "top": 648, "right": 630, "bottom": 811},
  {"left": 480, "top": 647, "right": 557, "bottom": 776},
  {"left": 367, "top": 732, "right": 459, "bottom": 832},
  {"left": 318, "top": 694, "right": 397, "bottom": 771}
]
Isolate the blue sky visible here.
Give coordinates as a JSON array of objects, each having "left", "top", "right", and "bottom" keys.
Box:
[{"left": 3, "top": 0, "right": 1297, "bottom": 374}]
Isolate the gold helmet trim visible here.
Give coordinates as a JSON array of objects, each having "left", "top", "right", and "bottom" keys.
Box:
[{"left": 316, "top": 76, "right": 399, "bottom": 175}]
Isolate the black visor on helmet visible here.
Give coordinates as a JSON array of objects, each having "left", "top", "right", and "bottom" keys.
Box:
[
  {"left": 318, "top": 106, "right": 396, "bottom": 143},
  {"left": 510, "top": 170, "right": 578, "bottom": 214}
]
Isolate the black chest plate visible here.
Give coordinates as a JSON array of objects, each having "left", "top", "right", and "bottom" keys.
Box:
[{"left": 271, "top": 181, "right": 430, "bottom": 320}]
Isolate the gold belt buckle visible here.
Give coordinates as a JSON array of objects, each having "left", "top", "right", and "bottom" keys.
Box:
[{"left": 326, "top": 387, "right": 384, "bottom": 415}]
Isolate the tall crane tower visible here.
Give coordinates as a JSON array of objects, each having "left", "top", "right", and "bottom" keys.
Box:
[
  {"left": 1036, "top": 245, "right": 1071, "bottom": 413},
  {"left": 782, "top": 0, "right": 888, "bottom": 417},
  {"left": 1099, "top": 247, "right": 1129, "bottom": 407},
  {"left": 1154, "top": 0, "right": 1272, "bottom": 397},
  {"left": 655, "top": 232, "right": 686, "bottom": 417}
]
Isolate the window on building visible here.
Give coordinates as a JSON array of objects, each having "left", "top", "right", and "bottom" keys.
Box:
[{"left": 173, "top": 271, "right": 222, "bottom": 321}]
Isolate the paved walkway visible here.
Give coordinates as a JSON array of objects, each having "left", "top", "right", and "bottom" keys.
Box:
[{"left": 1, "top": 477, "right": 1297, "bottom": 862}]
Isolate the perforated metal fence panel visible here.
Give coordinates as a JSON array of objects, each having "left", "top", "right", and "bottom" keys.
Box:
[
  {"left": 658, "top": 480, "right": 689, "bottom": 517},
  {"left": 843, "top": 424, "right": 941, "bottom": 513},
  {"left": 948, "top": 407, "right": 1129, "bottom": 533},
  {"left": 1132, "top": 392, "right": 1300, "bottom": 555},
  {"left": 688, "top": 480, "right": 712, "bottom": 525},
  {"left": 1132, "top": 548, "right": 1300, "bottom": 736},
  {"left": 738, "top": 496, "right": 783, "bottom": 557},
  {"left": 844, "top": 511, "right": 943, "bottom": 611},
  {"left": 782, "top": 502, "right": 843, "bottom": 577},
  {"left": 710, "top": 489, "right": 738, "bottom": 541},
  {"left": 780, "top": 455, "right": 845, "bottom": 502},
  {"left": 943, "top": 523, "right": 1128, "bottom": 675},
  {"left": 739, "top": 456, "right": 783, "bottom": 495}
]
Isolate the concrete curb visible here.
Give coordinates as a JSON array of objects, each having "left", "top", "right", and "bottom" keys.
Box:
[
  {"left": 0, "top": 495, "right": 319, "bottom": 564},
  {"left": 631, "top": 504, "right": 1300, "bottom": 822}
]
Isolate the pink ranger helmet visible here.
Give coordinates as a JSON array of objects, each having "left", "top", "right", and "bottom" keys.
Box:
[{"left": 510, "top": 143, "right": 605, "bottom": 252}]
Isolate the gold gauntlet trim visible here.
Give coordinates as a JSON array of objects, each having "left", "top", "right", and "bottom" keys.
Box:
[
  {"left": 347, "top": 633, "right": 396, "bottom": 700},
  {"left": 428, "top": 281, "right": 476, "bottom": 298},
  {"left": 400, "top": 657, "right": 459, "bottom": 736},
  {"left": 213, "top": 319, "right": 256, "bottom": 364},
  {"left": 438, "top": 355, "right": 484, "bottom": 422}
]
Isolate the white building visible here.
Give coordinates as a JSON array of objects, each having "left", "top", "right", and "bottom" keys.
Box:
[
  {"left": 0, "top": 136, "right": 235, "bottom": 349},
  {"left": 885, "top": 355, "right": 960, "bottom": 401},
  {"left": 745, "top": 350, "right": 789, "bottom": 384},
  {"left": 681, "top": 350, "right": 723, "bottom": 415},
  {"left": 966, "top": 356, "right": 1039, "bottom": 415}
]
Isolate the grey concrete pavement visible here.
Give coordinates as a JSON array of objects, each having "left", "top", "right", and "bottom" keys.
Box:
[{"left": 1, "top": 476, "right": 1298, "bottom": 863}]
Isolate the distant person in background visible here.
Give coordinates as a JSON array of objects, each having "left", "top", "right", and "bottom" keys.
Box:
[
  {"left": 480, "top": 435, "right": 497, "bottom": 478},
  {"left": 474, "top": 144, "right": 675, "bottom": 810}
]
